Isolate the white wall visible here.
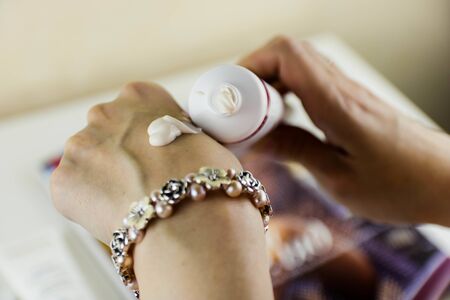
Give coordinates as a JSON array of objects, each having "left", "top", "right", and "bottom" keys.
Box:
[{"left": 0, "top": 0, "right": 448, "bottom": 128}]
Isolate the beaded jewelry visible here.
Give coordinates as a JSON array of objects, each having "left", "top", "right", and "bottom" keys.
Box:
[{"left": 110, "top": 167, "right": 272, "bottom": 297}]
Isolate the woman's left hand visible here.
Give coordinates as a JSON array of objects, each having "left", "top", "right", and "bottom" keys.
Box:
[
  {"left": 51, "top": 81, "right": 242, "bottom": 243},
  {"left": 50, "top": 81, "right": 273, "bottom": 300}
]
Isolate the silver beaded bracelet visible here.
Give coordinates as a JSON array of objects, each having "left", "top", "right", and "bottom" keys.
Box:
[{"left": 110, "top": 167, "right": 273, "bottom": 297}]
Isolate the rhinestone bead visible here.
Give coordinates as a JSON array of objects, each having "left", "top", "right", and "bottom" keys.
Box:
[
  {"left": 110, "top": 229, "right": 129, "bottom": 257},
  {"left": 261, "top": 204, "right": 273, "bottom": 217},
  {"left": 160, "top": 179, "right": 188, "bottom": 205},
  {"left": 237, "top": 171, "right": 261, "bottom": 193}
]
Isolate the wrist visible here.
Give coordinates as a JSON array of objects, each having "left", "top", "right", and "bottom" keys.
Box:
[
  {"left": 109, "top": 167, "right": 273, "bottom": 298},
  {"left": 134, "top": 194, "right": 268, "bottom": 297}
]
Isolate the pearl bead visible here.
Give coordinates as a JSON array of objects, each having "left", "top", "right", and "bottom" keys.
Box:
[
  {"left": 190, "top": 183, "right": 206, "bottom": 201},
  {"left": 184, "top": 173, "right": 196, "bottom": 183},
  {"left": 116, "top": 255, "right": 125, "bottom": 264},
  {"left": 127, "top": 280, "right": 139, "bottom": 291},
  {"left": 253, "top": 190, "right": 268, "bottom": 208},
  {"left": 227, "top": 168, "right": 236, "bottom": 178},
  {"left": 128, "top": 228, "right": 144, "bottom": 243},
  {"left": 123, "top": 255, "right": 133, "bottom": 268},
  {"left": 150, "top": 190, "right": 161, "bottom": 203},
  {"left": 135, "top": 232, "right": 145, "bottom": 243},
  {"left": 225, "top": 180, "right": 243, "bottom": 198},
  {"left": 155, "top": 202, "right": 173, "bottom": 218},
  {"left": 263, "top": 215, "right": 270, "bottom": 227}
]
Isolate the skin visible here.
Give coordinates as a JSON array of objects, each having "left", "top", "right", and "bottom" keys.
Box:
[
  {"left": 240, "top": 36, "right": 450, "bottom": 227},
  {"left": 51, "top": 82, "right": 273, "bottom": 300},
  {"left": 51, "top": 35, "right": 450, "bottom": 298}
]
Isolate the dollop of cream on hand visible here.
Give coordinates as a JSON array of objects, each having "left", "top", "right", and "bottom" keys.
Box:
[
  {"left": 210, "top": 84, "right": 241, "bottom": 116},
  {"left": 147, "top": 115, "right": 201, "bottom": 146}
]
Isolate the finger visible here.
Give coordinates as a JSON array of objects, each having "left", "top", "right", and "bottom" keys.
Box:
[
  {"left": 252, "top": 124, "right": 348, "bottom": 177},
  {"left": 239, "top": 37, "right": 350, "bottom": 126},
  {"left": 239, "top": 36, "right": 328, "bottom": 101},
  {"left": 269, "top": 80, "right": 289, "bottom": 95},
  {"left": 300, "top": 42, "right": 342, "bottom": 77},
  {"left": 240, "top": 36, "right": 364, "bottom": 153}
]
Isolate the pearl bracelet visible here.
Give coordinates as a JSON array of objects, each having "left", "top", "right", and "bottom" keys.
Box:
[{"left": 110, "top": 167, "right": 273, "bottom": 297}]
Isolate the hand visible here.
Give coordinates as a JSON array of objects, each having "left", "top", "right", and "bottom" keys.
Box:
[
  {"left": 51, "top": 82, "right": 241, "bottom": 243},
  {"left": 239, "top": 36, "right": 450, "bottom": 226},
  {"left": 51, "top": 82, "right": 273, "bottom": 300}
]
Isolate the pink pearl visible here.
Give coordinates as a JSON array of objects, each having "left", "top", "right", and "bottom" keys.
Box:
[
  {"left": 263, "top": 215, "right": 270, "bottom": 227},
  {"left": 122, "top": 255, "right": 133, "bottom": 268},
  {"left": 225, "top": 180, "right": 243, "bottom": 198},
  {"left": 190, "top": 183, "right": 206, "bottom": 201},
  {"left": 227, "top": 168, "right": 236, "bottom": 178},
  {"left": 155, "top": 202, "right": 173, "bottom": 218},
  {"left": 127, "top": 280, "right": 139, "bottom": 291},
  {"left": 150, "top": 190, "right": 161, "bottom": 203},
  {"left": 128, "top": 229, "right": 144, "bottom": 243},
  {"left": 253, "top": 190, "right": 268, "bottom": 208},
  {"left": 184, "top": 173, "right": 196, "bottom": 183}
]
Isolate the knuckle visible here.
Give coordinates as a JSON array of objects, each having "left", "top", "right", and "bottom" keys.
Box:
[
  {"left": 298, "top": 40, "right": 313, "bottom": 51},
  {"left": 63, "top": 131, "right": 99, "bottom": 161},
  {"left": 293, "top": 40, "right": 311, "bottom": 58},
  {"left": 50, "top": 166, "right": 73, "bottom": 217},
  {"left": 120, "top": 81, "right": 164, "bottom": 100},
  {"left": 121, "top": 81, "right": 180, "bottom": 114},
  {"left": 64, "top": 135, "right": 84, "bottom": 156},
  {"left": 87, "top": 103, "right": 111, "bottom": 125},
  {"left": 273, "top": 35, "right": 298, "bottom": 52}
]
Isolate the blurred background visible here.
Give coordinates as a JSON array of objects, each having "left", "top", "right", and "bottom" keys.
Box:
[
  {"left": 0, "top": 2, "right": 449, "bottom": 299},
  {"left": 0, "top": 0, "right": 449, "bottom": 129}
]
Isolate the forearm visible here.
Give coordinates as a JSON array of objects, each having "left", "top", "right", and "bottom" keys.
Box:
[
  {"left": 414, "top": 128, "right": 450, "bottom": 226},
  {"left": 383, "top": 119, "right": 450, "bottom": 226},
  {"left": 134, "top": 193, "right": 274, "bottom": 300}
]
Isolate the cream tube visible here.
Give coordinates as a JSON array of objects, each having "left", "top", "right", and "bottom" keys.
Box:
[{"left": 188, "top": 65, "right": 284, "bottom": 146}]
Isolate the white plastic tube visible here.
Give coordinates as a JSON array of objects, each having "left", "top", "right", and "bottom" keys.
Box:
[{"left": 188, "top": 65, "right": 284, "bottom": 146}]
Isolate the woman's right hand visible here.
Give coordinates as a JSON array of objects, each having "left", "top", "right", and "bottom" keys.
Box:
[{"left": 239, "top": 36, "right": 450, "bottom": 226}]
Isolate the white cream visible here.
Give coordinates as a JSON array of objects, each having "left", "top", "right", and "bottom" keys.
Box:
[
  {"left": 147, "top": 115, "right": 201, "bottom": 146},
  {"left": 209, "top": 83, "right": 241, "bottom": 116}
]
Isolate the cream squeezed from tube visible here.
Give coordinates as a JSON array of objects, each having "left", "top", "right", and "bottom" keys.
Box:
[
  {"left": 147, "top": 115, "right": 201, "bottom": 146},
  {"left": 147, "top": 84, "right": 241, "bottom": 147},
  {"left": 209, "top": 83, "right": 241, "bottom": 116}
]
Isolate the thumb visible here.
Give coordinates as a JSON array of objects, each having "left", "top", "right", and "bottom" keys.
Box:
[{"left": 252, "top": 124, "right": 346, "bottom": 176}]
